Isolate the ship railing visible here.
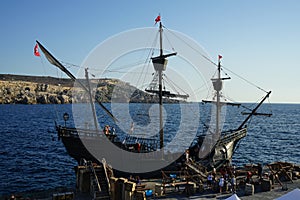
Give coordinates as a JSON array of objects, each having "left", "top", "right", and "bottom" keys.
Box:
[
  {"left": 123, "top": 134, "right": 159, "bottom": 151},
  {"left": 57, "top": 126, "right": 160, "bottom": 151},
  {"left": 217, "top": 127, "right": 247, "bottom": 145},
  {"left": 57, "top": 126, "right": 113, "bottom": 139}
]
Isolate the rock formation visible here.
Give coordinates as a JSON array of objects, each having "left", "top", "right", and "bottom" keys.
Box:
[{"left": 0, "top": 74, "right": 180, "bottom": 104}]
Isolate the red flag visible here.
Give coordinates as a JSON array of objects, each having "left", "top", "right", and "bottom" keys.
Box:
[
  {"left": 34, "top": 44, "right": 40, "bottom": 57},
  {"left": 155, "top": 15, "right": 161, "bottom": 24},
  {"left": 218, "top": 55, "right": 222, "bottom": 60}
]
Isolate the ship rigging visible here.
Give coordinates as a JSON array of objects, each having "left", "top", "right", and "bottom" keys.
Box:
[{"left": 34, "top": 16, "right": 272, "bottom": 177}]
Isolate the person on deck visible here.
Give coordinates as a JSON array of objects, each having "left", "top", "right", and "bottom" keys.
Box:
[
  {"left": 103, "top": 125, "right": 110, "bottom": 135},
  {"left": 246, "top": 171, "right": 252, "bottom": 183},
  {"left": 136, "top": 142, "right": 141, "bottom": 153},
  {"left": 257, "top": 163, "right": 263, "bottom": 179}
]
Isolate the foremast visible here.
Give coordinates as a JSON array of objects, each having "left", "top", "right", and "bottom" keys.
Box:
[
  {"left": 212, "top": 56, "right": 230, "bottom": 136},
  {"left": 204, "top": 56, "right": 272, "bottom": 166}
]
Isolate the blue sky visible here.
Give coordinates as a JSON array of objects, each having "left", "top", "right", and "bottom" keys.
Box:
[{"left": 0, "top": 0, "right": 299, "bottom": 103}]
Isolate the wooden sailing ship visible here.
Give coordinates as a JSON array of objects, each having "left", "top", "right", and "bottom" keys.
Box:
[{"left": 35, "top": 17, "right": 271, "bottom": 177}]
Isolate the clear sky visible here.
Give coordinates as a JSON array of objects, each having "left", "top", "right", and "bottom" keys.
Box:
[{"left": 0, "top": 0, "right": 299, "bottom": 103}]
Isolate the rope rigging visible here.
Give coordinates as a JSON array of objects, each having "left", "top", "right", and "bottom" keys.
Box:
[
  {"left": 221, "top": 65, "right": 268, "bottom": 94},
  {"left": 135, "top": 32, "right": 159, "bottom": 89},
  {"left": 38, "top": 23, "right": 272, "bottom": 130},
  {"left": 164, "top": 25, "right": 270, "bottom": 96},
  {"left": 163, "top": 74, "right": 189, "bottom": 97},
  {"left": 34, "top": 19, "right": 275, "bottom": 172}
]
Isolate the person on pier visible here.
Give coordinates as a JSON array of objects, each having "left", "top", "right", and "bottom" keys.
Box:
[
  {"left": 207, "top": 173, "right": 213, "bottom": 189},
  {"left": 219, "top": 176, "right": 225, "bottom": 193},
  {"left": 185, "top": 149, "right": 190, "bottom": 163}
]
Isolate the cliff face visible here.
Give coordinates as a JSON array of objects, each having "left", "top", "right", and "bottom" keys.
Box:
[
  {"left": 0, "top": 78, "right": 73, "bottom": 104},
  {"left": 0, "top": 74, "right": 179, "bottom": 104}
]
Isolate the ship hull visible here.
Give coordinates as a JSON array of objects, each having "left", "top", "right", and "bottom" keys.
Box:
[{"left": 57, "top": 125, "right": 247, "bottom": 178}]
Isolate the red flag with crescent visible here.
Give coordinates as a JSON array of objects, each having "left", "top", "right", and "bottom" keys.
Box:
[
  {"left": 34, "top": 44, "right": 40, "bottom": 57},
  {"left": 155, "top": 15, "right": 161, "bottom": 24}
]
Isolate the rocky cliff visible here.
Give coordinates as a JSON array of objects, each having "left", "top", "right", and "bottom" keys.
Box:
[
  {"left": 0, "top": 74, "right": 178, "bottom": 104},
  {"left": 0, "top": 74, "right": 73, "bottom": 104}
]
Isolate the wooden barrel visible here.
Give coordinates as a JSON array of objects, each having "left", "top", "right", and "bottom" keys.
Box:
[
  {"left": 198, "top": 183, "right": 204, "bottom": 193},
  {"left": 261, "top": 179, "right": 272, "bottom": 192},
  {"left": 110, "top": 177, "right": 118, "bottom": 200},
  {"left": 134, "top": 191, "right": 146, "bottom": 200},
  {"left": 124, "top": 181, "right": 136, "bottom": 200},
  {"left": 155, "top": 184, "right": 163, "bottom": 196},
  {"left": 293, "top": 171, "right": 299, "bottom": 180},
  {"left": 245, "top": 183, "right": 254, "bottom": 195}
]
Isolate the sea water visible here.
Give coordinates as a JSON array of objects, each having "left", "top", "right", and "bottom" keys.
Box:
[{"left": 0, "top": 103, "right": 299, "bottom": 195}]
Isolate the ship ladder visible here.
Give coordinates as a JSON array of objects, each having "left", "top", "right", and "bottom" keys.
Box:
[{"left": 89, "top": 162, "right": 111, "bottom": 200}]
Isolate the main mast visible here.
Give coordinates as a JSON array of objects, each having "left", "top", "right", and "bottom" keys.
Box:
[
  {"left": 151, "top": 21, "right": 176, "bottom": 149},
  {"left": 216, "top": 58, "right": 221, "bottom": 135},
  {"left": 158, "top": 22, "right": 164, "bottom": 150}
]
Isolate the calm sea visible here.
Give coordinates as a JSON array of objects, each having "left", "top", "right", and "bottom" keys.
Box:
[{"left": 0, "top": 103, "right": 299, "bottom": 195}]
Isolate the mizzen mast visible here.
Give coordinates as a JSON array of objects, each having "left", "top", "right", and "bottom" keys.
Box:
[{"left": 85, "top": 68, "right": 99, "bottom": 131}]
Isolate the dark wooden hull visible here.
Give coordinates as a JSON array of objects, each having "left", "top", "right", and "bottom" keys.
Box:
[{"left": 57, "top": 125, "right": 247, "bottom": 178}]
